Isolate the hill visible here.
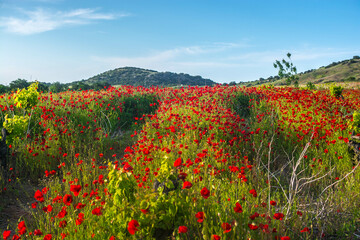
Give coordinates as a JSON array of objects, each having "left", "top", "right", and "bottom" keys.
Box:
[
  {"left": 81, "top": 67, "right": 216, "bottom": 87},
  {"left": 242, "top": 56, "right": 360, "bottom": 86}
]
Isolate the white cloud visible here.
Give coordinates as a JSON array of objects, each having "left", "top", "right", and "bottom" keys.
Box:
[{"left": 0, "top": 8, "right": 128, "bottom": 35}]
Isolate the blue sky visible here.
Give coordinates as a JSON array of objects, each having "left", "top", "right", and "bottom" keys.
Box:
[{"left": 0, "top": 0, "right": 359, "bottom": 85}]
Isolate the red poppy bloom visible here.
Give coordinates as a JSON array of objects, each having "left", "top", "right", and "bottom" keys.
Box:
[
  {"left": 34, "top": 190, "right": 44, "bottom": 202},
  {"left": 123, "top": 163, "right": 133, "bottom": 172},
  {"left": 59, "top": 220, "right": 67, "bottom": 228},
  {"left": 17, "top": 221, "right": 26, "bottom": 235},
  {"left": 221, "top": 222, "right": 231, "bottom": 233},
  {"left": 178, "top": 226, "right": 188, "bottom": 233},
  {"left": 200, "top": 187, "right": 210, "bottom": 199},
  {"left": 3, "top": 230, "right": 11, "bottom": 240},
  {"left": 182, "top": 181, "right": 192, "bottom": 189},
  {"left": 11, "top": 235, "right": 20, "bottom": 240},
  {"left": 273, "top": 212, "right": 284, "bottom": 220},
  {"left": 33, "top": 229, "right": 43, "bottom": 236},
  {"left": 44, "top": 234, "right": 52, "bottom": 240},
  {"left": 195, "top": 211, "right": 204, "bottom": 223},
  {"left": 270, "top": 200, "right": 277, "bottom": 206},
  {"left": 140, "top": 208, "right": 149, "bottom": 214},
  {"left": 248, "top": 223, "right": 258, "bottom": 230},
  {"left": 234, "top": 202, "right": 243, "bottom": 213},
  {"left": 174, "top": 158, "right": 182, "bottom": 167},
  {"left": 92, "top": 207, "right": 103, "bottom": 216},
  {"left": 212, "top": 235, "right": 221, "bottom": 240},
  {"left": 280, "top": 237, "right": 290, "bottom": 240},
  {"left": 63, "top": 194, "right": 73, "bottom": 206},
  {"left": 249, "top": 189, "right": 257, "bottom": 197},
  {"left": 70, "top": 185, "right": 82, "bottom": 196},
  {"left": 128, "top": 220, "right": 139, "bottom": 235},
  {"left": 56, "top": 206, "right": 67, "bottom": 218},
  {"left": 301, "top": 227, "right": 310, "bottom": 233}
]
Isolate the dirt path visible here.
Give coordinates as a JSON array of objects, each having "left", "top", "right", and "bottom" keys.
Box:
[{"left": 0, "top": 181, "right": 36, "bottom": 234}]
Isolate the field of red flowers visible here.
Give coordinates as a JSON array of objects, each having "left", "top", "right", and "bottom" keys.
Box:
[{"left": 1, "top": 84, "right": 360, "bottom": 239}]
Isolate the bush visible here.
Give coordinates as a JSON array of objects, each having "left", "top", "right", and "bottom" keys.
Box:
[
  {"left": 330, "top": 84, "right": 344, "bottom": 98},
  {"left": 306, "top": 82, "right": 316, "bottom": 90}
]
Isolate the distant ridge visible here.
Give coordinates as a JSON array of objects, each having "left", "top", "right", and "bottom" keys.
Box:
[
  {"left": 82, "top": 67, "right": 216, "bottom": 87},
  {"left": 243, "top": 56, "right": 360, "bottom": 86}
]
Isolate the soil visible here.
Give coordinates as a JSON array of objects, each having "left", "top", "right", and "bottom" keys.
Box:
[{"left": 0, "top": 180, "right": 37, "bottom": 234}]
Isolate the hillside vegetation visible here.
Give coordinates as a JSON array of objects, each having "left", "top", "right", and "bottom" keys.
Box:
[
  {"left": 83, "top": 67, "right": 216, "bottom": 87},
  {"left": 243, "top": 56, "right": 360, "bottom": 87}
]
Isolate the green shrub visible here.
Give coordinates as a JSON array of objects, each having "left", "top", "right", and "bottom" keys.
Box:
[{"left": 330, "top": 84, "right": 344, "bottom": 98}]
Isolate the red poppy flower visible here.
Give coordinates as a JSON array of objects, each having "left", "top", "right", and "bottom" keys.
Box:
[
  {"left": 248, "top": 223, "right": 258, "bottom": 230},
  {"left": 174, "top": 158, "right": 182, "bottom": 167},
  {"left": 92, "top": 207, "right": 103, "bottom": 216},
  {"left": 270, "top": 200, "right": 277, "bottom": 206},
  {"left": 273, "top": 212, "right": 284, "bottom": 220},
  {"left": 280, "top": 237, "right": 290, "bottom": 240},
  {"left": 70, "top": 185, "right": 82, "bottom": 196},
  {"left": 44, "top": 234, "right": 52, "bottom": 240},
  {"left": 140, "top": 208, "right": 149, "bottom": 214},
  {"left": 33, "top": 229, "right": 43, "bottom": 236},
  {"left": 249, "top": 189, "right": 257, "bottom": 197},
  {"left": 63, "top": 194, "right": 73, "bottom": 206},
  {"left": 301, "top": 227, "right": 310, "bottom": 233},
  {"left": 221, "top": 222, "right": 231, "bottom": 233},
  {"left": 3, "top": 230, "right": 11, "bottom": 240},
  {"left": 59, "top": 220, "right": 67, "bottom": 228},
  {"left": 128, "top": 220, "right": 139, "bottom": 235},
  {"left": 34, "top": 190, "right": 44, "bottom": 202},
  {"left": 182, "top": 181, "right": 192, "bottom": 189},
  {"left": 17, "top": 221, "right": 26, "bottom": 235},
  {"left": 56, "top": 206, "right": 67, "bottom": 218},
  {"left": 234, "top": 202, "right": 243, "bottom": 213},
  {"left": 200, "top": 187, "right": 210, "bottom": 199},
  {"left": 123, "top": 163, "right": 133, "bottom": 172},
  {"left": 11, "top": 235, "right": 20, "bottom": 240},
  {"left": 75, "top": 202, "right": 86, "bottom": 209},
  {"left": 178, "top": 226, "right": 188, "bottom": 233},
  {"left": 195, "top": 211, "right": 204, "bottom": 223},
  {"left": 212, "top": 235, "right": 221, "bottom": 240}
]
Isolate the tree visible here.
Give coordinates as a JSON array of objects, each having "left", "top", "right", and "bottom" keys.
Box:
[
  {"left": 49, "top": 82, "right": 65, "bottom": 93},
  {"left": 228, "top": 81, "right": 236, "bottom": 86},
  {"left": 9, "top": 79, "right": 30, "bottom": 91},
  {"left": 36, "top": 82, "right": 49, "bottom": 93},
  {"left": 273, "top": 53, "right": 299, "bottom": 87},
  {"left": 0, "top": 84, "right": 9, "bottom": 94}
]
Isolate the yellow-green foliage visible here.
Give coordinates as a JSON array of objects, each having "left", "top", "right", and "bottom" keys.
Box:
[
  {"left": 349, "top": 111, "right": 360, "bottom": 134},
  {"left": 3, "top": 114, "right": 29, "bottom": 145},
  {"left": 14, "top": 81, "right": 39, "bottom": 110}
]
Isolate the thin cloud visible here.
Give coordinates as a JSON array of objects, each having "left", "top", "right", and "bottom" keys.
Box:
[
  {"left": 0, "top": 8, "right": 128, "bottom": 35},
  {"left": 93, "top": 42, "right": 248, "bottom": 64}
]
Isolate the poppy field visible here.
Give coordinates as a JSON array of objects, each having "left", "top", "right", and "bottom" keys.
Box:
[{"left": 1, "top": 84, "right": 360, "bottom": 239}]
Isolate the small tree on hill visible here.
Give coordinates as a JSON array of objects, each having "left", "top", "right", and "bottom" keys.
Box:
[{"left": 273, "top": 53, "right": 299, "bottom": 87}]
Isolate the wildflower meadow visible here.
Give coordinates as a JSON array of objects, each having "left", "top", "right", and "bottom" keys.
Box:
[{"left": 1, "top": 83, "right": 360, "bottom": 239}]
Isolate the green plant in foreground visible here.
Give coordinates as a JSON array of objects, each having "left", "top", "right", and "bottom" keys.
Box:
[
  {"left": 273, "top": 53, "right": 299, "bottom": 87},
  {"left": 330, "top": 84, "right": 344, "bottom": 99},
  {"left": 3, "top": 114, "right": 29, "bottom": 145},
  {"left": 14, "top": 81, "right": 39, "bottom": 111},
  {"left": 349, "top": 111, "right": 360, "bottom": 135},
  {"left": 306, "top": 82, "right": 316, "bottom": 90}
]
